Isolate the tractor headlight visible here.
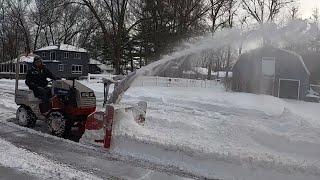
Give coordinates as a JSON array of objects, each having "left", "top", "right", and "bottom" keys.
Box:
[{"left": 89, "top": 92, "right": 95, "bottom": 97}]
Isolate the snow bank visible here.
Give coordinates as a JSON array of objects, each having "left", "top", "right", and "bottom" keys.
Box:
[
  {"left": 80, "top": 83, "right": 320, "bottom": 179},
  {"left": 131, "top": 76, "right": 221, "bottom": 89},
  {"left": 109, "top": 105, "right": 320, "bottom": 180},
  {"left": 124, "top": 87, "right": 285, "bottom": 116},
  {"left": 285, "top": 100, "right": 320, "bottom": 126}
]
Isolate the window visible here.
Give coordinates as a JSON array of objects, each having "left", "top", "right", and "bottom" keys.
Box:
[
  {"left": 64, "top": 52, "right": 69, "bottom": 59},
  {"left": 58, "top": 64, "right": 64, "bottom": 72},
  {"left": 261, "top": 57, "right": 275, "bottom": 77},
  {"left": 71, "top": 65, "right": 82, "bottom": 74},
  {"left": 50, "top": 52, "right": 56, "bottom": 60},
  {"left": 42, "top": 52, "right": 47, "bottom": 59},
  {"left": 74, "top": 53, "right": 80, "bottom": 59},
  {"left": 19, "top": 64, "right": 27, "bottom": 74}
]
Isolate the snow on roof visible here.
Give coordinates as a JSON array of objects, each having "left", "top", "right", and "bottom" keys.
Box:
[
  {"left": 88, "top": 58, "right": 113, "bottom": 71},
  {"left": 98, "top": 64, "right": 113, "bottom": 71},
  {"left": 183, "top": 70, "right": 197, "bottom": 75},
  {"left": 43, "top": 60, "right": 61, "bottom": 63},
  {"left": 36, "top": 44, "right": 87, "bottom": 53},
  {"left": 212, "top": 71, "right": 233, "bottom": 77},
  {"left": 0, "top": 55, "right": 62, "bottom": 64},
  {"left": 37, "top": 45, "right": 58, "bottom": 51},
  {"left": 89, "top": 58, "right": 102, "bottom": 65},
  {"left": 193, "top": 67, "right": 208, "bottom": 75},
  {"left": 0, "top": 55, "right": 34, "bottom": 64},
  {"left": 19, "top": 55, "right": 34, "bottom": 63}
]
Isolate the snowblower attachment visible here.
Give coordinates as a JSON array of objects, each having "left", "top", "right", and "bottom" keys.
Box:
[
  {"left": 84, "top": 76, "right": 147, "bottom": 149},
  {"left": 85, "top": 102, "right": 147, "bottom": 148},
  {"left": 85, "top": 105, "right": 115, "bottom": 148}
]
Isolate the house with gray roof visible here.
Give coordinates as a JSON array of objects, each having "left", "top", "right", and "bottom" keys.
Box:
[
  {"left": 33, "top": 44, "right": 90, "bottom": 79},
  {"left": 0, "top": 44, "right": 91, "bottom": 79}
]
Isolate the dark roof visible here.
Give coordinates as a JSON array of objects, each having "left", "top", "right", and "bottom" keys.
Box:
[{"left": 238, "top": 46, "right": 310, "bottom": 75}]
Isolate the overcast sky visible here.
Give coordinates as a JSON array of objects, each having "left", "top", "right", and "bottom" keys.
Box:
[{"left": 300, "top": 0, "right": 320, "bottom": 18}]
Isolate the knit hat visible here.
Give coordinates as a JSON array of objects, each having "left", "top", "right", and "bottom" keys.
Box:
[{"left": 33, "top": 55, "right": 43, "bottom": 65}]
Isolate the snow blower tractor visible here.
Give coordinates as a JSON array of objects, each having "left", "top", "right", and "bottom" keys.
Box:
[{"left": 14, "top": 55, "right": 96, "bottom": 138}]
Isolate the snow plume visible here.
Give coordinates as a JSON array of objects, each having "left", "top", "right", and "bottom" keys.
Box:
[
  {"left": 141, "top": 19, "right": 317, "bottom": 77},
  {"left": 139, "top": 28, "right": 243, "bottom": 76},
  {"left": 109, "top": 20, "right": 317, "bottom": 103},
  {"left": 247, "top": 20, "right": 316, "bottom": 49},
  {"left": 109, "top": 29, "right": 244, "bottom": 103}
]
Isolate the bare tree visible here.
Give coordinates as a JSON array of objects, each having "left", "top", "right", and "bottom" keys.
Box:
[
  {"left": 0, "top": 0, "right": 5, "bottom": 62},
  {"left": 242, "top": 0, "right": 295, "bottom": 24},
  {"left": 79, "top": 0, "right": 144, "bottom": 74},
  {"left": 6, "top": 0, "right": 32, "bottom": 53},
  {"left": 312, "top": 8, "right": 319, "bottom": 22},
  {"left": 289, "top": 6, "right": 299, "bottom": 20},
  {"left": 219, "top": 0, "right": 238, "bottom": 83},
  {"left": 209, "top": 0, "right": 226, "bottom": 34}
]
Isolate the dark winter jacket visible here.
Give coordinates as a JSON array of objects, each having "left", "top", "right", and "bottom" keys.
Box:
[{"left": 25, "top": 65, "right": 57, "bottom": 90}]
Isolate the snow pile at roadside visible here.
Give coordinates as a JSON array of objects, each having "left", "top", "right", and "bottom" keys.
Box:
[
  {"left": 124, "top": 86, "right": 285, "bottom": 116},
  {"left": 0, "top": 138, "right": 101, "bottom": 180},
  {"left": 111, "top": 113, "right": 320, "bottom": 180},
  {"left": 80, "top": 82, "right": 320, "bottom": 179},
  {"left": 103, "top": 86, "right": 320, "bottom": 180},
  {"left": 286, "top": 100, "right": 320, "bottom": 126}
]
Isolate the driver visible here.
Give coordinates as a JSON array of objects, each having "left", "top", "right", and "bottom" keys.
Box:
[{"left": 25, "top": 55, "right": 58, "bottom": 105}]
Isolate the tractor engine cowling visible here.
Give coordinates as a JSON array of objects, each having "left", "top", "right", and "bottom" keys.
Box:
[{"left": 52, "top": 80, "right": 96, "bottom": 109}]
